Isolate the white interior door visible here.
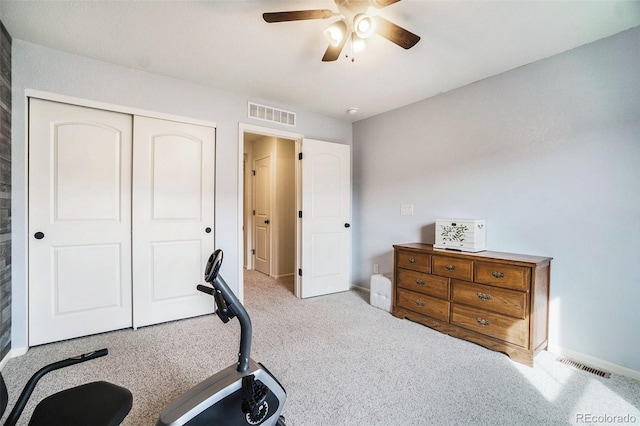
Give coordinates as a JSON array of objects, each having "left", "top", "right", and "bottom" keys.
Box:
[
  {"left": 301, "top": 139, "right": 351, "bottom": 298},
  {"left": 28, "top": 98, "right": 133, "bottom": 346},
  {"left": 132, "top": 116, "right": 215, "bottom": 328},
  {"left": 253, "top": 155, "right": 271, "bottom": 275}
]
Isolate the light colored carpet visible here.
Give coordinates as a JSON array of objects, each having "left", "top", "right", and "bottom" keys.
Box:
[{"left": 2, "top": 270, "right": 639, "bottom": 425}]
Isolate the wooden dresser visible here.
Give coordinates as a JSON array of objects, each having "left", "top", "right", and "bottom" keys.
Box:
[{"left": 393, "top": 243, "right": 552, "bottom": 366}]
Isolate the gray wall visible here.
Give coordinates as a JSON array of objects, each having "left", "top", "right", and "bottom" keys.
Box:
[
  {"left": 353, "top": 27, "right": 640, "bottom": 372},
  {"left": 11, "top": 39, "right": 352, "bottom": 351}
]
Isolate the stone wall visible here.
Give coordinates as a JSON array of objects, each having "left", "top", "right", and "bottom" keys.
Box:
[{"left": 0, "top": 19, "right": 11, "bottom": 361}]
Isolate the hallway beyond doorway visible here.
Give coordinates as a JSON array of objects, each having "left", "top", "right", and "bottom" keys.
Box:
[{"left": 244, "top": 268, "right": 294, "bottom": 296}]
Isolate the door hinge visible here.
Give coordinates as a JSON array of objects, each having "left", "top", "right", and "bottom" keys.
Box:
[
  {"left": 252, "top": 249, "right": 256, "bottom": 255},
  {"left": 298, "top": 152, "right": 303, "bottom": 160},
  {"left": 253, "top": 210, "right": 255, "bottom": 216},
  {"left": 252, "top": 170, "right": 256, "bottom": 176},
  {"left": 298, "top": 210, "right": 302, "bottom": 218},
  {"left": 298, "top": 268, "right": 302, "bottom": 276}
]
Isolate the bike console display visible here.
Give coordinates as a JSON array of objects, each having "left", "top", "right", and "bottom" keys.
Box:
[{"left": 204, "top": 249, "right": 223, "bottom": 283}]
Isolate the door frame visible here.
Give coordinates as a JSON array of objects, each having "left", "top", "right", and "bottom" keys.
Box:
[{"left": 238, "top": 123, "right": 303, "bottom": 301}]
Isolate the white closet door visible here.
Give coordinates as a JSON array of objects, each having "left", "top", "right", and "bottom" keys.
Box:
[
  {"left": 28, "top": 99, "right": 133, "bottom": 346},
  {"left": 132, "top": 116, "right": 215, "bottom": 328}
]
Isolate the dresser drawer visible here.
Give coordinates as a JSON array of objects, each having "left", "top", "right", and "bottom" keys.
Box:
[
  {"left": 451, "top": 280, "right": 527, "bottom": 319},
  {"left": 475, "top": 261, "right": 530, "bottom": 291},
  {"left": 432, "top": 255, "right": 473, "bottom": 280},
  {"left": 397, "top": 288, "right": 450, "bottom": 322},
  {"left": 451, "top": 304, "right": 528, "bottom": 348},
  {"left": 396, "top": 249, "right": 430, "bottom": 273},
  {"left": 397, "top": 269, "right": 448, "bottom": 299}
]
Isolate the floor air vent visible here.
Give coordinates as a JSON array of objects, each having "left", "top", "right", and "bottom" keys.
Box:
[
  {"left": 556, "top": 357, "right": 611, "bottom": 378},
  {"left": 248, "top": 102, "right": 296, "bottom": 127}
]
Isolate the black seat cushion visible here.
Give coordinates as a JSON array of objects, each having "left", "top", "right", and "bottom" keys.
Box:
[{"left": 29, "top": 381, "right": 132, "bottom": 426}]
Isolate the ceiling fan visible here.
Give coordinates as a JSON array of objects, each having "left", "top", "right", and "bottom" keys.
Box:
[{"left": 263, "top": 0, "right": 420, "bottom": 62}]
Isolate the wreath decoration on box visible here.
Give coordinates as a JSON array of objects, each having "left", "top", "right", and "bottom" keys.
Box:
[{"left": 441, "top": 224, "right": 468, "bottom": 242}]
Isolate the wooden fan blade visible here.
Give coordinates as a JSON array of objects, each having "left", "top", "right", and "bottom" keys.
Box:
[
  {"left": 374, "top": 16, "right": 420, "bottom": 49},
  {"left": 322, "top": 37, "right": 348, "bottom": 62},
  {"left": 371, "top": 0, "right": 402, "bottom": 8},
  {"left": 263, "top": 10, "right": 334, "bottom": 23}
]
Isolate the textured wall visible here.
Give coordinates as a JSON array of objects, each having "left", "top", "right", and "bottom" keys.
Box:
[
  {"left": 0, "top": 19, "right": 11, "bottom": 361},
  {"left": 353, "top": 27, "right": 640, "bottom": 371}
]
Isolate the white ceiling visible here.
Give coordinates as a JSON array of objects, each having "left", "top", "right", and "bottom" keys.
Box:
[{"left": 2, "top": 0, "right": 639, "bottom": 121}]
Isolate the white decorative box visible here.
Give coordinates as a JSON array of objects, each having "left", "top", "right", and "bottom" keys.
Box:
[{"left": 434, "top": 219, "right": 486, "bottom": 252}]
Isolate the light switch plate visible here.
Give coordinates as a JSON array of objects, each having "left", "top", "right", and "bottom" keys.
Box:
[{"left": 400, "top": 204, "right": 414, "bottom": 216}]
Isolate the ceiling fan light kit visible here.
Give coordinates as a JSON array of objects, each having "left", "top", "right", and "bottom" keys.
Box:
[
  {"left": 263, "top": 0, "right": 420, "bottom": 62},
  {"left": 354, "top": 13, "right": 376, "bottom": 38},
  {"left": 324, "top": 20, "right": 348, "bottom": 47}
]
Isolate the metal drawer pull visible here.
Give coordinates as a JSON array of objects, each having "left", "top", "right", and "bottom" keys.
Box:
[
  {"left": 477, "top": 292, "right": 492, "bottom": 301},
  {"left": 492, "top": 271, "right": 505, "bottom": 278},
  {"left": 415, "top": 300, "right": 426, "bottom": 307},
  {"left": 476, "top": 318, "right": 491, "bottom": 326},
  {"left": 416, "top": 279, "right": 425, "bottom": 286},
  {"left": 408, "top": 258, "right": 417, "bottom": 264},
  {"left": 445, "top": 264, "right": 456, "bottom": 271}
]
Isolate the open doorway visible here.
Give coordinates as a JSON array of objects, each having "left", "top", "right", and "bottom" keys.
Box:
[
  {"left": 241, "top": 125, "right": 302, "bottom": 298},
  {"left": 237, "top": 124, "right": 352, "bottom": 302}
]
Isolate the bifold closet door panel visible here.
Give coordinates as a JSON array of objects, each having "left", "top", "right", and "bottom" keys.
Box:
[
  {"left": 132, "top": 116, "right": 215, "bottom": 328},
  {"left": 28, "top": 98, "right": 133, "bottom": 346}
]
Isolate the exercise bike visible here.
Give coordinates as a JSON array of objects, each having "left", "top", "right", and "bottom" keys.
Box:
[{"left": 157, "top": 249, "right": 286, "bottom": 426}]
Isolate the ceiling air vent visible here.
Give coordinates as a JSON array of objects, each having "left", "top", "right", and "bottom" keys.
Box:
[{"left": 248, "top": 102, "right": 296, "bottom": 127}]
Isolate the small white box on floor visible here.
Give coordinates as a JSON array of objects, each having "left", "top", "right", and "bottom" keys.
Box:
[
  {"left": 434, "top": 219, "right": 486, "bottom": 252},
  {"left": 370, "top": 273, "right": 393, "bottom": 312}
]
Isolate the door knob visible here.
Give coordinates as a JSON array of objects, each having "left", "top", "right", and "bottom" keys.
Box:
[
  {"left": 205, "top": 227, "right": 211, "bottom": 233},
  {"left": 34, "top": 232, "right": 45, "bottom": 240},
  {"left": 344, "top": 223, "right": 351, "bottom": 228},
  {"left": 264, "top": 220, "right": 270, "bottom": 224}
]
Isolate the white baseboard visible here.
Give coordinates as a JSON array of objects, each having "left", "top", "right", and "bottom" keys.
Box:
[
  {"left": 0, "top": 346, "right": 28, "bottom": 370},
  {"left": 271, "top": 273, "right": 294, "bottom": 279},
  {"left": 547, "top": 344, "right": 640, "bottom": 381},
  {"left": 350, "top": 284, "right": 369, "bottom": 293}
]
